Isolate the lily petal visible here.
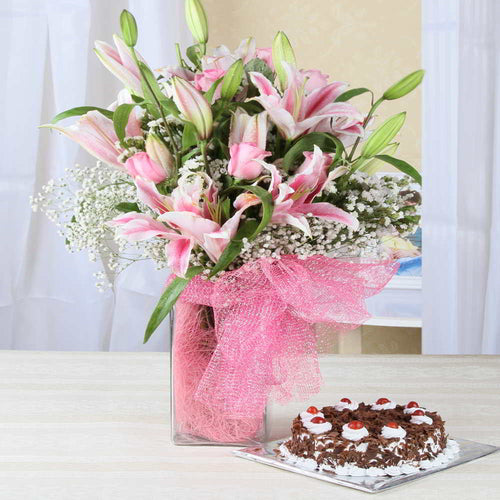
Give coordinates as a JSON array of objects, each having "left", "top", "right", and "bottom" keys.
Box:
[
  {"left": 166, "top": 237, "right": 194, "bottom": 277},
  {"left": 135, "top": 177, "right": 171, "bottom": 214},
  {"left": 43, "top": 110, "right": 122, "bottom": 167},
  {"left": 159, "top": 211, "right": 220, "bottom": 246},
  {"left": 107, "top": 212, "right": 176, "bottom": 241},
  {"left": 297, "top": 202, "right": 359, "bottom": 230}
]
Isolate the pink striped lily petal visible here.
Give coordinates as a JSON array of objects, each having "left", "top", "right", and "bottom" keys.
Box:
[
  {"left": 297, "top": 202, "right": 359, "bottom": 230},
  {"left": 44, "top": 111, "right": 122, "bottom": 167},
  {"left": 203, "top": 206, "right": 248, "bottom": 261},
  {"left": 304, "top": 82, "right": 349, "bottom": 117},
  {"left": 135, "top": 177, "right": 172, "bottom": 214},
  {"left": 166, "top": 237, "right": 195, "bottom": 277},
  {"left": 288, "top": 145, "right": 333, "bottom": 202},
  {"left": 112, "top": 34, "right": 141, "bottom": 78},
  {"left": 107, "top": 212, "right": 177, "bottom": 242},
  {"left": 158, "top": 211, "right": 220, "bottom": 247},
  {"left": 249, "top": 72, "right": 280, "bottom": 98},
  {"left": 94, "top": 40, "right": 142, "bottom": 95}
]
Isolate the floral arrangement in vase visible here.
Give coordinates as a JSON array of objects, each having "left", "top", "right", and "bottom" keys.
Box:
[{"left": 33, "top": 0, "right": 423, "bottom": 445}]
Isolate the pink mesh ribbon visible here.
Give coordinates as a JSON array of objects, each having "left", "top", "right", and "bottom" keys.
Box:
[{"left": 172, "top": 255, "right": 398, "bottom": 442}]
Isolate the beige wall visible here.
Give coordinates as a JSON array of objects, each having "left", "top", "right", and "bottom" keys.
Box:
[
  {"left": 204, "top": 0, "right": 421, "bottom": 170},
  {"left": 204, "top": 0, "right": 422, "bottom": 353}
]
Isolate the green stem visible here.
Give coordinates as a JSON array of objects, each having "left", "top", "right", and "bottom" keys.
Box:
[
  {"left": 200, "top": 140, "right": 210, "bottom": 176},
  {"left": 347, "top": 97, "right": 384, "bottom": 162},
  {"left": 130, "top": 47, "right": 180, "bottom": 172}
]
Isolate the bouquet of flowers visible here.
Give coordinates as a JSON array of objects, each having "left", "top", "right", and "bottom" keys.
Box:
[{"left": 33, "top": 1, "right": 422, "bottom": 444}]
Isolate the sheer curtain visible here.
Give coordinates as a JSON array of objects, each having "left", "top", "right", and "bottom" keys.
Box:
[
  {"left": 422, "top": 0, "right": 500, "bottom": 354},
  {"left": 1, "top": 0, "right": 189, "bottom": 351}
]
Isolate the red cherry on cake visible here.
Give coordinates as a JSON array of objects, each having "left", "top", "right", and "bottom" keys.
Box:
[
  {"left": 413, "top": 410, "right": 425, "bottom": 416},
  {"left": 386, "top": 421, "right": 399, "bottom": 429},
  {"left": 407, "top": 401, "right": 419, "bottom": 408},
  {"left": 340, "top": 398, "right": 352, "bottom": 404},
  {"left": 306, "top": 406, "right": 319, "bottom": 414},
  {"left": 376, "top": 398, "right": 390, "bottom": 405},
  {"left": 311, "top": 416, "right": 326, "bottom": 424},
  {"left": 348, "top": 420, "right": 364, "bottom": 430}
]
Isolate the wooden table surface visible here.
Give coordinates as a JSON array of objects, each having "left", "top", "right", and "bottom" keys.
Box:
[{"left": 0, "top": 351, "right": 498, "bottom": 499}]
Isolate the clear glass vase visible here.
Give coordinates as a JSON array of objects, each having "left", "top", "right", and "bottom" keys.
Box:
[{"left": 170, "top": 301, "right": 267, "bottom": 446}]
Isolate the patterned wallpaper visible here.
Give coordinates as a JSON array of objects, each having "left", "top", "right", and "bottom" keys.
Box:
[{"left": 203, "top": 0, "right": 422, "bottom": 171}]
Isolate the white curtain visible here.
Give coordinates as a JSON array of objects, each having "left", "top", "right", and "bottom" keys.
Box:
[
  {"left": 422, "top": 0, "right": 500, "bottom": 353},
  {"left": 1, "top": 0, "right": 190, "bottom": 351}
]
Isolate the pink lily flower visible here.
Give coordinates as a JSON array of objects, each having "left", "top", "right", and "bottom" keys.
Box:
[
  {"left": 169, "top": 172, "right": 218, "bottom": 218},
  {"left": 107, "top": 212, "right": 175, "bottom": 241},
  {"left": 235, "top": 145, "right": 358, "bottom": 236},
  {"left": 249, "top": 62, "right": 363, "bottom": 140},
  {"left": 202, "top": 38, "right": 257, "bottom": 72},
  {"left": 229, "top": 109, "right": 268, "bottom": 149},
  {"left": 228, "top": 143, "right": 271, "bottom": 180},
  {"left": 94, "top": 35, "right": 143, "bottom": 95},
  {"left": 193, "top": 68, "right": 226, "bottom": 101},
  {"left": 43, "top": 110, "right": 122, "bottom": 167},
  {"left": 125, "top": 152, "right": 167, "bottom": 184},
  {"left": 228, "top": 109, "right": 270, "bottom": 179},
  {"left": 116, "top": 171, "right": 252, "bottom": 276},
  {"left": 107, "top": 211, "right": 194, "bottom": 276},
  {"left": 136, "top": 172, "right": 218, "bottom": 217},
  {"left": 171, "top": 77, "right": 213, "bottom": 139},
  {"left": 159, "top": 207, "right": 247, "bottom": 263},
  {"left": 310, "top": 115, "right": 365, "bottom": 147}
]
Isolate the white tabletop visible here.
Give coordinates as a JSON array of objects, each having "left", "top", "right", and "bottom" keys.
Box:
[{"left": 0, "top": 351, "right": 498, "bottom": 499}]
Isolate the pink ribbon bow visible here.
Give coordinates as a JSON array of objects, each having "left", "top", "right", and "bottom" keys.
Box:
[{"left": 178, "top": 255, "right": 398, "bottom": 422}]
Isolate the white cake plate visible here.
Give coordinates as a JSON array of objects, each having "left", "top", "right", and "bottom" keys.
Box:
[{"left": 233, "top": 437, "right": 498, "bottom": 493}]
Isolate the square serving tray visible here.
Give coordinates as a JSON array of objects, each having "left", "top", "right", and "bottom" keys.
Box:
[{"left": 234, "top": 437, "right": 498, "bottom": 493}]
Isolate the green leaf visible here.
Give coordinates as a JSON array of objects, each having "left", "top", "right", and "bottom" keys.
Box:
[
  {"left": 220, "top": 197, "right": 231, "bottom": 221},
  {"left": 361, "top": 112, "right": 406, "bottom": 159},
  {"left": 244, "top": 58, "right": 274, "bottom": 81},
  {"left": 230, "top": 100, "right": 264, "bottom": 115},
  {"left": 358, "top": 142, "right": 399, "bottom": 174},
  {"left": 159, "top": 97, "right": 179, "bottom": 117},
  {"left": 335, "top": 87, "right": 372, "bottom": 102},
  {"left": 113, "top": 103, "right": 136, "bottom": 143},
  {"left": 120, "top": 10, "right": 138, "bottom": 47},
  {"left": 282, "top": 132, "right": 344, "bottom": 170},
  {"left": 204, "top": 77, "right": 223, "bottom": 103},
  {"left": 50, "top": 106, "right": 113, "bottom": 124},
  {"left": 131, "top": 94, "right": 144, "bottom": 104},
  {"left": 144, "top": 266, "right": 204, "bottom": 343},
  {"left": 374, "top": 155, "right": 422, "bottom": 185},
  {"left": 137, "top": 61, "right": 165, "bottom": 107},
  {"left": 383, "top": 70, "right": 425, "bottom": 100},
  {"left": 182, "top": 122, "right": 198, "bottom": 150},
  {"left": 220, "top": 59, "right": 244, "bottom": 101},
  {"left": 272, "top": 31, "right": 296, "bottom": 90},
  {"left": 186, "top": 44, "right": 202, "bottom": 68},
  {"left": 115, "top": 202, "right": 140, "bottom": 213},
  {"left": 229, "top": 185, "right": 273, "bottom": 239}
]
